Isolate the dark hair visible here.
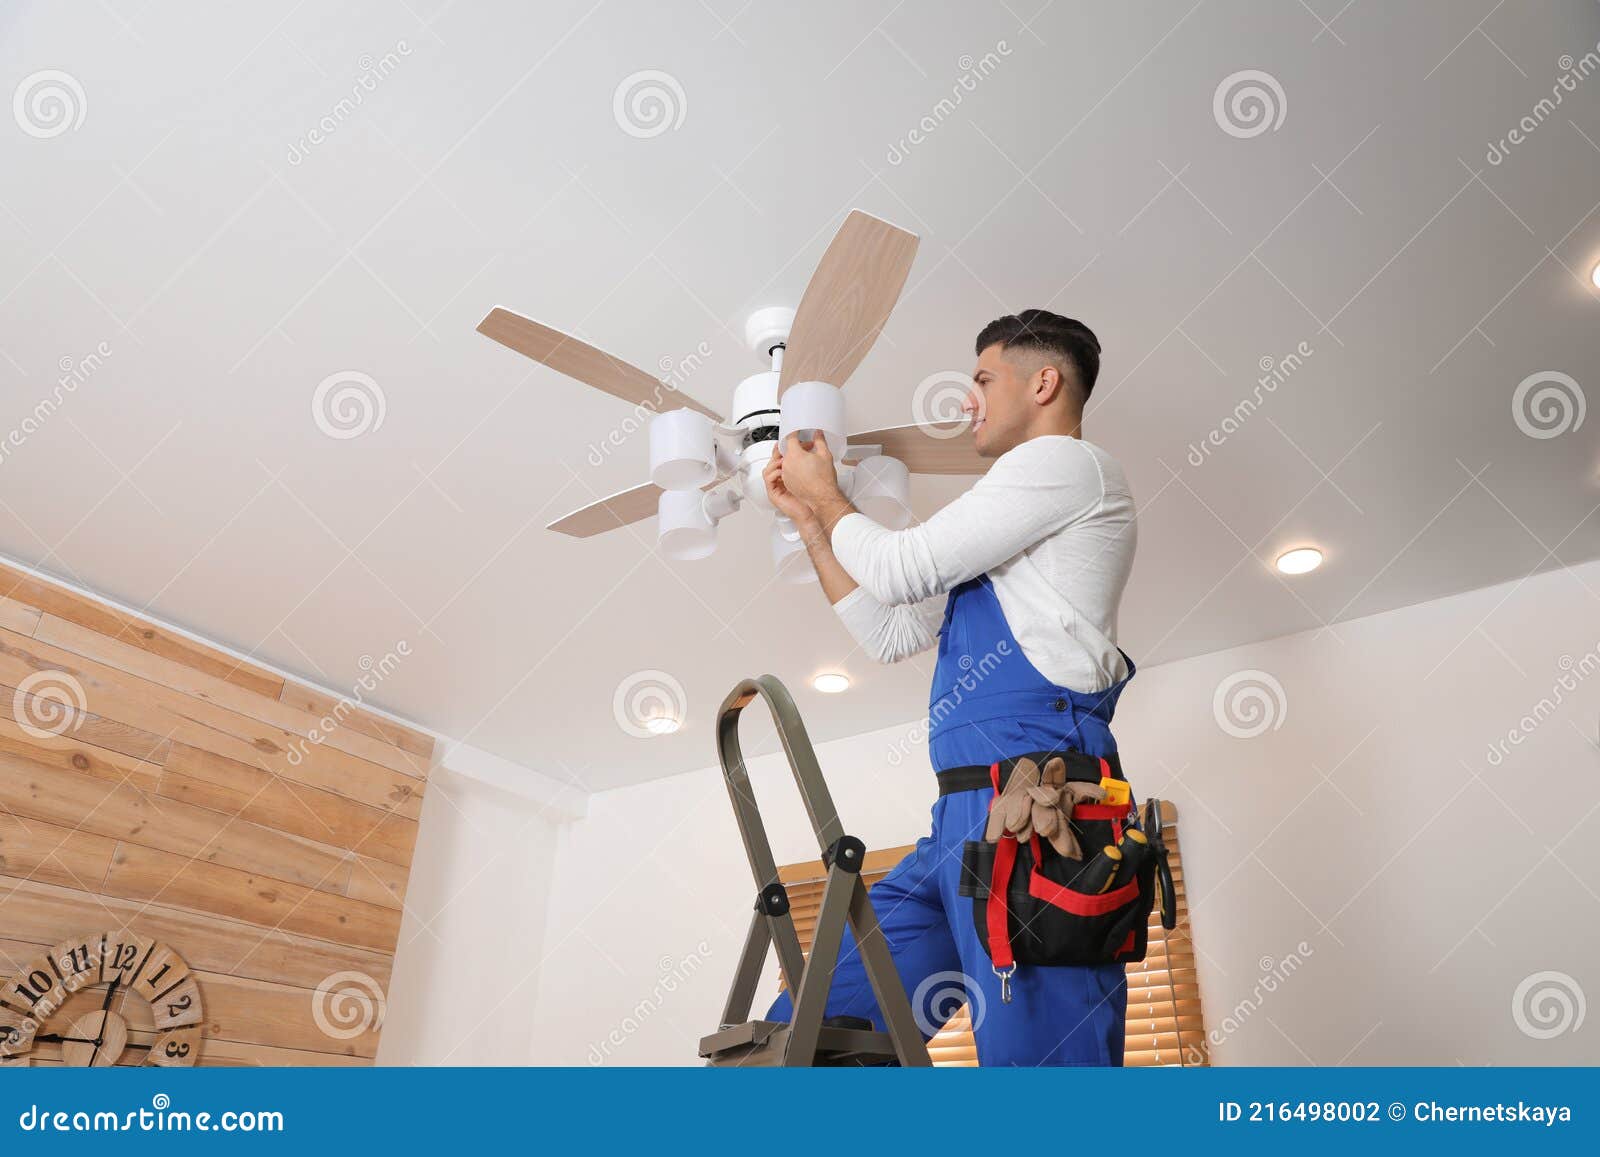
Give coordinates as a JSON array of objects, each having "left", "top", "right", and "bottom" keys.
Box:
[{"left": 975, "top": 310, "right": 1101, "bottom": 400}]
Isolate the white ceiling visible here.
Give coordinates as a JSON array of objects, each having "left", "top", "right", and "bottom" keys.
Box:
[{"left": 2, "top": 0, "right": 1598, "bottom": 792}]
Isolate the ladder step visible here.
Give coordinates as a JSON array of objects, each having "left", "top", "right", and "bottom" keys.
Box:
[{"left": 700, "top": 1020, "right": 900, "bottom": 1067}]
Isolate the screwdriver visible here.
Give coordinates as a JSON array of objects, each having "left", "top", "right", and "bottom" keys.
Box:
[
  {"left": 1076, "top": 844, "right": 1123, "bottom": 894},
  {"left": 1107, "top": 828, "right": 1151, "bottom": 892}
]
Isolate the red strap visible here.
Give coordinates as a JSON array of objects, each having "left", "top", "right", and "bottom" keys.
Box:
[
  {"left": 984, "top": 762, "right": 1016, "bottom": 968},
  {"left": 1071, "top": 802, "right": 1129, "bottom": 821},
  {"left": 987, "top": 834, "right": 1017, "bottom": 969},
  {"left": 1029, "top": 869, "right": 1141, "bottom": 915}
]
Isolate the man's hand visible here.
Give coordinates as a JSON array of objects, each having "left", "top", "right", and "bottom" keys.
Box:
[
  {"left": 762, "top": 445, "right": 818, "bottom": 529},
  {"left": 779, "top": 433, "right": 852, "bottom": 531}
]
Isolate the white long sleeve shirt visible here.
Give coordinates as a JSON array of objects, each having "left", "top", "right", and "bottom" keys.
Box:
[{"left": 830, "top": 435, "right": 1137, "bottom": 692}]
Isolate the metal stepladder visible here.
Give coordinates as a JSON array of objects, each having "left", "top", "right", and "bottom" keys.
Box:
[{"left": 697, "top": 675, "right": 932, "bottom": 1067}]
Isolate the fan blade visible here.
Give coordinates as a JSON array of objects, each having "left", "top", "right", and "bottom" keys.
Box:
[
  {"left": 478, "top": 307, "right": 720, "bottom": 421},
  {"left": 779, "top": 211, "right": 919, "bottom": 396},
  {"left": 845, "top": 421, "right": 987, "bottom": 475},
  {"left": 547, "top": 481, "right": 664, "bottom": 538}
]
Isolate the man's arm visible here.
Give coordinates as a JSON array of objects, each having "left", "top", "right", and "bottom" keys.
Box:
[
  {"left": 763, "top": 447, "right": 940, "bottom": 663},
  {"left": 782, "top": 432, "right": 1108, "bottom": 607}
]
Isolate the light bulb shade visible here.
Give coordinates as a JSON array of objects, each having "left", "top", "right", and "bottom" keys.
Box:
[
  {"left": 771, "top": 522, "right": 818, "bottom": 584},
  {"left": 850, "top": 455, "right": 912, "bottom": 529},
  {"left": 777, "top": 380, "right": 846, "bottom": 459},
  {"left": 658, "top": 489, "right": 716, "bottom": 560},
  {"left": 649, "top": 408, "right": 716, "bottom": 491}
]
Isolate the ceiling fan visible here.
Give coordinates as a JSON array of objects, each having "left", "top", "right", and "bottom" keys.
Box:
[{"left": 476, "top": 210, "right": 987, "bottom": 582}]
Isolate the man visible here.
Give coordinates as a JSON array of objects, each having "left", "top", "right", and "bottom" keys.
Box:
[{"left": 761, "top": 309, "right": 1138, "bottom": 1066}]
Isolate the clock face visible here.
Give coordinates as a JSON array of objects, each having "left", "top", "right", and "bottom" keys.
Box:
[{"left": 0, "top": 931, "right": 204, "bottom": 1068}]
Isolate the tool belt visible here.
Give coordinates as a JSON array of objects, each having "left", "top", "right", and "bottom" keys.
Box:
[{"left": 952, "top": 753, "right": 1177, "bottom": 983}]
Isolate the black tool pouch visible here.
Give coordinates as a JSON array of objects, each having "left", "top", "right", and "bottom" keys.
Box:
[{"left": 959, "top": 797, "right": 1172, "bottom": 967}]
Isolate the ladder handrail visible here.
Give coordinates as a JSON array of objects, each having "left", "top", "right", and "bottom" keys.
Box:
[{"left": 711, "top": 674, "right": 932, "bottom": 1067}]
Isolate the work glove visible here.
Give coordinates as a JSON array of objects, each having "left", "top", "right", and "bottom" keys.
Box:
[
  {"left": 985, "top": 757, "right": 1042, "bottom": 844},
  {"left": 986, "top": 757, "right": 1106, "bottom": 860}
]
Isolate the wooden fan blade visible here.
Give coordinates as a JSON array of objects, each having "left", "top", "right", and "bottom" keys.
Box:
[
  {"left": 547, "top": 481, "right": 664, "bottom": 538},
  {"left": 478, "top": 307, "right": 720, "bottom": 421},
  {"left": 846, "top": 421, "right": 987, "bottom": 475},
  {"left": 779, "top": 211, "right": 918, "bottom": 396}
]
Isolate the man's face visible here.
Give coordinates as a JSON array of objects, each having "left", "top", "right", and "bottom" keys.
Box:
[{"left": 965, "top": 343, "right": 1038, "bottom": 458}]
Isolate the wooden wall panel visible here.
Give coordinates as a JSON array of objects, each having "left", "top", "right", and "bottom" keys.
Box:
[{"left": 0, "top": 561, "right": 434, "bottom": 1066}]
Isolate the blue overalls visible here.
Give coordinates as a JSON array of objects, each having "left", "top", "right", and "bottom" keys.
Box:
[{"left": 766, "top": 574, "right": 1135, "bottom": 1066}]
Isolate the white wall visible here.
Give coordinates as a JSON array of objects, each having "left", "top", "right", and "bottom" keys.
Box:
[
  {"left": 378, "top": 768, "right": 561, "bottom": 1064},
  {"left": 528, "top": 558, "right": 1600, "bottom": 1066}
]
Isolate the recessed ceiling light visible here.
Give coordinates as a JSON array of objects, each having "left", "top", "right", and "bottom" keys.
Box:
[
  {"left": 813, "top": 672, "right": 850, "bottom": 694},
  {"left": 643, "top": 716, "right": 681, "bottom": 735},
  {"left": 1591, "top": 260, "right": 1600, "bottom": 290},
  {"left": 1275, "top": 547, "right": 1324, "bottom": 575}
]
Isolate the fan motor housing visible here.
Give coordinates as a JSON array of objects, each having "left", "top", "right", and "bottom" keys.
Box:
[{"left": 731, "top": 370, "right": 781, "bottom": 432}]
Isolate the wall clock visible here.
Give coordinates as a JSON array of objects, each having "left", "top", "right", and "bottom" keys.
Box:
[{"left": 0, "top": 931, "right": 204, "bottom": 1067}]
